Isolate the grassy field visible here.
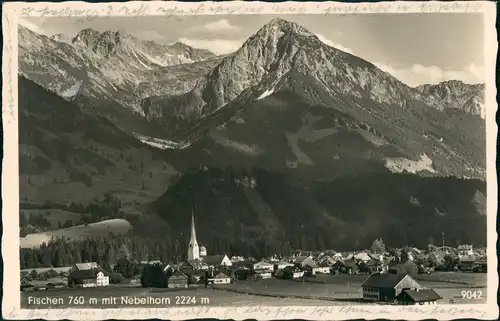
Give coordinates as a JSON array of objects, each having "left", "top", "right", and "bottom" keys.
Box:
[
  {"left": 21, "top": 209, "right": 84, "bottom": 229},
  {"left": 21, "top": 272, "right": 487, "bottom": 308},
  {"left": 214, "top": 273, "right": 487, "bottom": 304},
  {"left": 20, "top": 219, "right": 132, "bottom": 249},
  {"left": 21, "top": 285, "right": 340, "bottom": 308}
]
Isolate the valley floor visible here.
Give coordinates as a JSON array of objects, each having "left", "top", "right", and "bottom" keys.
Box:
[{"left": 21, "top": 272, "right": 487, "bottom": 308}]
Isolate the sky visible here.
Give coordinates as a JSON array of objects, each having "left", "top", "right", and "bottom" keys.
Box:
[{"left": 20, "top": 13, "right": 486, "bottom": 87}]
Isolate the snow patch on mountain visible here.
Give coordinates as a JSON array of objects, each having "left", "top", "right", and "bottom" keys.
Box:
[
  {"left": 257, "top": 87, "right": 275, "bottom": 100},
  {"left": 60, "top": 80, "right": 83, "bottom": 99},
  {"left": 212, "top": 135, "right": 263, "bottom": 156},
  {"left": 384, "top": 154, "right": 436, "bottom": 174},
  {"left": 133, "top": 133, "right": 190, "bottom": 150}
]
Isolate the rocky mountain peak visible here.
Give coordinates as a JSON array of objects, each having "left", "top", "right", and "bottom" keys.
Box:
[
  {"left": 72, "top": 28, "right": 135, "bottom": 56},
  {"left": 415, "top": 80, "right": 486, "bottom": 117},
  {"left": 244, "top": 17, "right": 319, "bottom": 52},
  {"left": 50, "top": 33, "right": 72, "bottom": 44}
]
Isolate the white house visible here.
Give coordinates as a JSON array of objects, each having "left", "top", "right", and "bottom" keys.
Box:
[
  {"left": 275, "top": 261, "right": 294, "bottom": 271},
  {"left": 353, "top": 252, "right": 371, "bottom": 262},
  {"left": 253, "top": 261, "right": 274, "bottom": 273},
  {"left": 96, "top": 271, "right": 109, "bottom": 287},
  {"left": 209, "top": 272, "right": 231, "bottom": 284},
  {"left": 458, "top": 244, "right": 474, "bottom": 257},
  {"left": 314, "top": 263, "right": 331, "bottom": 274},
  {"left": 255, "top": 272, "right": 272, "bottom": 279},
  {"left": 231, "top": 256, "right": 245, "bottom": 263}
]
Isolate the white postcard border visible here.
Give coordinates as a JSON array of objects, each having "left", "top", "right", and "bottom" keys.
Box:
[{"left": 2, "top": 1, "right": 498, "bottom": 320}]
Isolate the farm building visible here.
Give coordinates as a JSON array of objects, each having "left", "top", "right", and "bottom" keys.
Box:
[
  {"left": 168, "top": 270, "right": 189, "bottom": 288},
  {"left": 178, "top": 259, "right": 208, "bottom": 275},
  {"left": 361, "top": 272, "right": 423, "bottom": 302},
  {"left": 277, "top": 266, "right": 304, "bottom": 279},
  {"left": 67, "top": 269, "right": 109, "bottom": 288},
  {"left": 209, "top": 272, "right": 231, "bottom": 284},
  {"left": 72, "top": 262, "right": 99, "bottom": 272},
  {"left": 388, "top": 259, "right": 418, "bottom": 276},
  {"left": 396, "top": 288, "right": 442, "bottom": 305}
]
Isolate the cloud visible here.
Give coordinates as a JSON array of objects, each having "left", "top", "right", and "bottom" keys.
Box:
[
  {"left": 19, "top": 18, "right": 46, "bottom": 35},
  {"left": 374, "top": 62, "right": 485, "bottom": 87},
  {"left": 315, "top": 34, "right": 353, "bottom": 54},
  {"left": 186, "top": 19, "right": 241, "bottom": 34},
  {"left": 177, "top": 37, "right": 244, "bottom": 55},
  {"left": 135, "top": 30, "right": 165, "bottom": 42}
]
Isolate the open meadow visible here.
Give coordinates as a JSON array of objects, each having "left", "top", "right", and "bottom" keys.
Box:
[
  {"left": 21, "top": 285, "right": 342, "bottom": 308},
  {"left": 21, "top": 272, "right": 487, "bottom": 308},
  {"left": 20, "top": 219, "right": 132, "bottom": 249},
  {"left": 213, "top": 272, "right": 487, "bottom": 304}
]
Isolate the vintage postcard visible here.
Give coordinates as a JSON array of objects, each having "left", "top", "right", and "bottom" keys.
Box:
[{"left": 2, "top": 1, "right": 498, "bottom": 320}]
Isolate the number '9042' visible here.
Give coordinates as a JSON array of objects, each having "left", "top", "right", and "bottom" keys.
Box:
[{"left": 461, "top": 290, "right": 482, "bottom": 300}]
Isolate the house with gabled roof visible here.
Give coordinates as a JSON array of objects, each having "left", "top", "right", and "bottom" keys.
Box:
[
  {"left": 276, "top": 266, "right": 304, "bottom": 279},
  {"left": 274, "top": 261, "right": 294, "bottom": 271},
  {"left": 293, "top": 256, "right": 313, "bottom": 266},
  {"left": 168, "top": 270, "right": 189, "bottom": 288},
  {"left": 253, "top": 261, "right": 274, "bottom": 273},
  {"left": 67, "top": 268, "right": 109, "bottom": 288},
  {"left": 72, "top": 262, "right": 99, "bottom": 272},
  {"left": 396, "top": 288, "right": 442, "bottom": 305},
  {"left": 315, "top": 261, "right": 333, "bottom": 274},
  {"left": 178, "top": 259, "right": 208, "bottom": 275},
  {"left": 361, "top": 259, "right": 388, "bottom": 274},
  {"left": 353, "top": 252, "right": 371, "bottom": 262},
  {"left": 201, "top": 254, "right": 232, "bottom": 267},
  {"left": 209, "top": 272, "right": 231, "bottom": 284},
  {"left": 361, "top": 272, "right": 423, "bottom": 302},
  {"left": 333, "top": 259, "right": 359, "bottom": 274}
]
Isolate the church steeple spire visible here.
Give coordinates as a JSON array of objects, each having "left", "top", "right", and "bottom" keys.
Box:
[{"left": 187, "top": 208, "right": 200, "bottom": 260}]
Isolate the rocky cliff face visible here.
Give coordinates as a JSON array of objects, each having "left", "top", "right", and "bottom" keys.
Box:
[
  {"left": 415, "top": 80, "right": 486, "bottom": 118},
  {"left": 142, "top": 18, "right": 485, "bottom": 180},
  {"left": 141, "top": 18, "right": 423, "bottom": 123},
  {"left": 19, "top": 25, "right": 216, "bottom": 114},
  {"left": 72, "top": 28, "right": 215, "bottom": 66}
]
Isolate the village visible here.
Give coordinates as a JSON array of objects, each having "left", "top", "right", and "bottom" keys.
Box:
[{"left": 21, "top": 216, "right": 488, "bottom": 306}]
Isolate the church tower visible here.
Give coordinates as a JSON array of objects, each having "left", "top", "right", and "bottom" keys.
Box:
[{"left": 187, "top": 211, "right": 200, "bottom": 260}]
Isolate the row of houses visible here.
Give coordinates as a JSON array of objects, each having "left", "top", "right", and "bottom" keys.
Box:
[{"left": 21, "top": 262, "right": 110, "bottom": 290}]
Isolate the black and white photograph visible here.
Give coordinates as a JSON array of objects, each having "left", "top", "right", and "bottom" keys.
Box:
[{"left": 2, "top": 1, "right": 498, "bottom": 320}]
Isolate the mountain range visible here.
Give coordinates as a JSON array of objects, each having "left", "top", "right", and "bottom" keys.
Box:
[{"left": 18, "top": 18, "right": 487, "bottom": 250}]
